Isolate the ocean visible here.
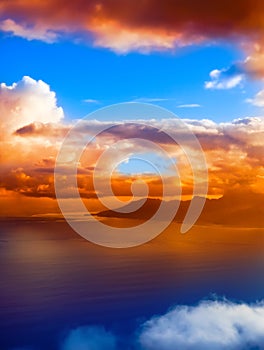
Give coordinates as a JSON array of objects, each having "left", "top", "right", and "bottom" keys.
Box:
[{"left": 1, "top": 218, "right": 264, "bottom": 349}]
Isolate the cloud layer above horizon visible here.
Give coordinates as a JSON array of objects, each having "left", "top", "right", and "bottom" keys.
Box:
[{"left": 0, "top": 76, "right": 263, "bottom": 217}]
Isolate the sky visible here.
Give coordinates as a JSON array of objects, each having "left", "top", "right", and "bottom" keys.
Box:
[
  {"left": 0, "top": 0, "right": 264, "bottom": 218},
  {"left": 0, "top": 32, "right": 263, "bottom": 121},
  {"left": 1, "top": 3, "right": 264, "bottom": 347}
]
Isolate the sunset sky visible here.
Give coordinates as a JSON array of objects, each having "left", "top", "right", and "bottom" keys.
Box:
[
  {"left": 0, "top": 0, "right": 264, "bottom": 219},
  {"left": 2, "top": 3, "right": 264, "bottom": 350}
]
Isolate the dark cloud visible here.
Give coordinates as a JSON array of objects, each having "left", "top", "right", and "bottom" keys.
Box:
[
  {"left": 1, "top": 0, "right": 264, "bottom": 74},
  {"left": 15, "top": 122, "right": 69, "bottom": 138},
  {"left": 2, "top": 0, "right": 264, "bottom": 39}
]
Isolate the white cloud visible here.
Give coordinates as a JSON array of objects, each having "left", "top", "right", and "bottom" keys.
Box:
[
  {"left": 246, "top": 89, "right": 264, "bottom": 107},
  {"left": 0, "top": 76, "right": 64, "bottom": 136},
  {"left": 139, "top": 300, "right": 264, "bottom": 350},
  {"left": 71, "top": 116, "right": 264, "bottom": 145},
  {"left": 177, "top": 104, "right": 201, "bottom": 108},
  {"left": 221, "top": 116, "right": 264, "bottom": 146},
  {"left": 11, "top": 300, "right": 264, "bottom": 350},
  {"left": 205, "top": 68, "right": 244, "bottom": 90},
  {"left": 0, "top": 19, "right": 57, "bottom": 43},
  {"left": 83, "top": 99, "right": 100, "bottom": 104},
  {"left": 62, "top": 326, "right": 117, "bottom": 350}
]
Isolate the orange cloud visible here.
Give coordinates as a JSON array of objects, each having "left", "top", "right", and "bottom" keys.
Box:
[
  {"left": 0, "top": 76, "right": 63, "bottom": 138},
  {"left": 4, "top": 114, "right": 264, "bottom": 200},
  {"left": 1, "top": 1, "right": 264, "bottom": 76},
  {"left": 0, "top": 76, "right": 263, "bottom": 217}
]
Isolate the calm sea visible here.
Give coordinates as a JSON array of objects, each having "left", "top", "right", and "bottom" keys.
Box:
[{"left": 1, "top": 219, "right": 264, "bottom": 349}]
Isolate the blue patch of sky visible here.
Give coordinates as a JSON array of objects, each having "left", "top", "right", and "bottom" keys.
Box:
[{"left": 0, "top": 34, "right": 263, "bottom": 123}]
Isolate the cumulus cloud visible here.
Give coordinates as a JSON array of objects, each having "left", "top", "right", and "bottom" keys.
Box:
[
  {"left": 0, "top": 76, "right": 65, "bottom": 203},
  {"left": 0, "top": 76, "right": 63, "bottom": 137},
  {"left": 61, "top": 326, "right": 117, "bottom": 350},
  {"left": 36, "top": 299, "right": 264, "bottom": 350},
  {"left": 0, "top": 76, "right": 64, "bottom": 160},
  {"left": 139, "top": 300, "right": 264, "bottom": 350}
]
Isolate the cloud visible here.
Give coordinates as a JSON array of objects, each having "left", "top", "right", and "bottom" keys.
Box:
[
  {"left": 205, "top": 67, "right": 244, "bottom": 90},
  {"left": 14, "top": 122, "right": 69, "bottom": 138},
  {"left": 61, "top": 326, "right": 117, "bottom": 350},
  {"left": 11, "top": 299, "right": 264, "bottom": 350},
  {"left": 139, "top": 300, "right": 264, "bottom": 350},
  {"left": 6, "top": 114, "right": 264, "bottom": 200},
  {"left": 3, "top": 0, "right": 264, "bottom": 87},
  {"left": 177, "top": 104, "right": 201, "bottom": 108},
  {"left": 0, "top": 76, "right": 65, "bottom": 204},
  {"left": 0, "top": 167, "right": 56, "bottom": 198},
  {"left": 0, "top": 76, "right": 263, "bottom": 214},
  {"left": 0, "top": 76, "right": 64, "bottom": 137},
  {"left": 0, "top": 18, "right": 57, "bottom": 42},
  {"left": 242, "top": 43, "right": 264, "bottom": 78},
  {"left": 1, "top": 1, "right": 264, "bottom": 76},
  {"left": 92, "top": 26, "right": 179, "bottom": 54},
  {"left": 246, "top": 89, "right": 264, "bottom": 107},
  {"left": 83, "top": 99, "right": 100, "bottom": 104}
]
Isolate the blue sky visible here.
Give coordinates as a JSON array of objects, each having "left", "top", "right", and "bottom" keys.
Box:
[{"left": 1, "top": 33, "right": 263, "bottom": 123}]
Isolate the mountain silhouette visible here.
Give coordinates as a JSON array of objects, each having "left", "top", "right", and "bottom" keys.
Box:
[{"left": 95, "top": 192, "right": 264, "bottom": 227}]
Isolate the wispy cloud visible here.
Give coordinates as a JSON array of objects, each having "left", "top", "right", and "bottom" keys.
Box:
[
  {"left": 177, "top": 103, "right": 201, "bottom": 108},
  {"left": 0, "top": 19, "right": 57, "bottom": 43},
  {"left": 205, "top": 67, "right": 244, "bottom": 90},
  {"left": 83, "top": 98, "right": 100, "bottom": 104},
  {"left": 246, "top": 89, "right": 264, "bottom": 107}
]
